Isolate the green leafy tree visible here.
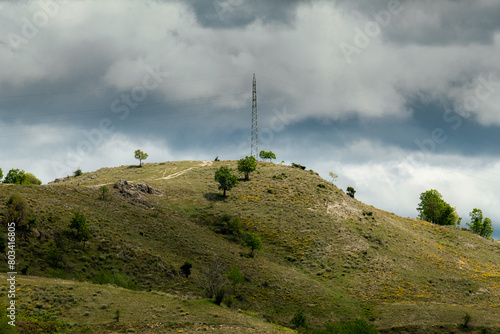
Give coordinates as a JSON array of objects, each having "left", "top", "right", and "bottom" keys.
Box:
[
  {"left": 0, "top": 168, "right": 3, "bottom": 182},
  {"left": 237, "top": 156, "right": 257, "bottom": 180},
  {"left": 73, "top": 169, "right": 83, "bottom": 177},
  {"left": 98, "top": 185, "right": 110, "bottom": 200},
  {"left": 214, "top": 167, "right": 238, "bottom": 197},
  {"left": 2, "top": 169, "right": 41, "bottom": 185},
  {"left": 346, "top": 186, "right": 356, "bottom": 198},
  {"left": 259, "top": 150, "right": 276, "bottom": 162},
  {"left": 227, "top": 266, "right": 244, "bottom": 293},
  {"left": 3, "top": 169, "right": 27, "bottom": 184},
  {"left": 134, "top": 149, "right": 148, "bottom": 167},
  {"left": 467, "top": 208, "right": 494, "bottom": 239},
  {"left": 417, "top": 189, "right": 459, "bottom": 226},
  {"left": 25, "top": 173, "right": 42, "bottom": 185},
  {"left": 69, "top": 211, "right": 88, "bottom": 239},
  {"left": 244, "top": 233, "right": 262, "bottom": 257}
]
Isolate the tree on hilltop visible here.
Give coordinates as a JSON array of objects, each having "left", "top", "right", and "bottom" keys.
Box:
[
  {"left": 467, "top": 208, "right": 494, "bottom": 239},
  {"left": 0, "top": 168, "right": 3, "bottom": 182},
  {"left": 237, "top": 156, "right": 257, "bottom": 180},
  {"left": 214, "top": 167, "right": 238, "bottom": 197},
  {"left": 2, "top": 169, "right": 41, "bottom": 185},
  {"left": 259, "top": 150, "right": 276, "bottom": 162},
  {"left": 417, "top": 189, "right": 459, "bottom": 226},
  {"left": 329, "top": 171, "right": 338, "bottom": 183},
  {"left": 134, "top": 149, "right": 148, "bottom": 167}
]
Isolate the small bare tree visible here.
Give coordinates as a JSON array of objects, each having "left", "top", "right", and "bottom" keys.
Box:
[{"left": 199, "top": 259, "right": 228, "bottom": 305}]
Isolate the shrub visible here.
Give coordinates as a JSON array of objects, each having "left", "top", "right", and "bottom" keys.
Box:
[
  {"left": 180, "top": 262, "right": 192, "bottom": 278},
  {"left": 27, "top": 217, "right": 37, "bottom": 231},
  {"left": 273, "top": 173, "right": 287, "bottom": 180},
  {"left": 73, "top": 169, "right": 83, "bottom": 177},
  {"left": 92, "top": 270, "right": 137, "bottom": 290},
  {"left": 316, "top": 319, "right": 379, "bottom": 334},
  {"left": 460, "top": 312, "right": 472, "bottom": 330},
  {"left": 291, "top": 310, "right": 308, "bottom": 330},
  {"left": 4, "top": 194, "right": 28, "bottom": 227},
  {"left": 291, "top": 162, "right": 306, "bottom": 170},
  {"left": 0, "top": 228, "right": 6, "bottom": 254}
]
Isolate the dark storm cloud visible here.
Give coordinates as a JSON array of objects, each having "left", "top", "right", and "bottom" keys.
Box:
[
  {"left": 181, "top": 0, "right": 310, "bottom": 28},
  {"left": 335, "top": 0, "right": 500, "bottom": 45}
]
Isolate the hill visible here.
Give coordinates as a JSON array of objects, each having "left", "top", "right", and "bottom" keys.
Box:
[{"left": 1, "top": 160, "right": 500, "bottom": 333}]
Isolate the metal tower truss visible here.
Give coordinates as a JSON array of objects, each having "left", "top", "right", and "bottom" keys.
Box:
[{"left": 251, "top": 74, "right": 258, "bottom": 159}]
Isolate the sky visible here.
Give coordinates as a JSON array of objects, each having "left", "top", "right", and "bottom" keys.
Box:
[{"left": 1, "top": 0, "right": 500, "bottom": 239}]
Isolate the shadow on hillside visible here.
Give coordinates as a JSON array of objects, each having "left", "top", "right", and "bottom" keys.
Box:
[
  {"left": 204, "top": 193, "right": 227, "bottom": 201},
  {"left": 127, "top": 165, "right": 142, "bottom": 169}
]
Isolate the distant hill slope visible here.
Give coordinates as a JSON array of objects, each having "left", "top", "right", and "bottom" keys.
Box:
[{"left": 1, "top": 160, "right": 499, "bottom": 333}]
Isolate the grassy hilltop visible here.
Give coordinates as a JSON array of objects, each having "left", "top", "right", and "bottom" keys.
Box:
[{"left": 1, "top": 160, "right": 500, "bottom": 333}]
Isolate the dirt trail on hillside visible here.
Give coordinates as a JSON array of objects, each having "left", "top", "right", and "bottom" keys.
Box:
[
  {"left": 86, "top": 161, "right": 213, "bottom": 188},
  {"left": 157, "top": 160, "right": 212, "bottom": 180}
]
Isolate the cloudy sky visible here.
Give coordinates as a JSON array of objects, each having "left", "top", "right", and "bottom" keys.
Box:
[{"left": 1, "top": 0, "right": 500, "bottom": 239}]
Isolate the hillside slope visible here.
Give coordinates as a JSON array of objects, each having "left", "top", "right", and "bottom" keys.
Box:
[{"left": 1, "top": 160, "right": 499, "bottom": 333}]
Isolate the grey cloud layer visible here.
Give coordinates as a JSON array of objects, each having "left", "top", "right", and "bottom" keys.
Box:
[{"left": 1, "top": 0, "right": 500, "bottom": 238}]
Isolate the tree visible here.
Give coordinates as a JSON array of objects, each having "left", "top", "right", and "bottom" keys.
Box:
[
  {"left": 417, "top": 189, "right": 459, "bottom": 226},
  {"left": 69, "top": 211, "right": 88, "bottom": 239},
  {"left": 3, "top": 169, "right": 27, "bottom": 184},
  {"left": 70, "top": 211, "right": 90, "bottom": 248},
  {"left": 98, "top": 185, "right": 110, "bottom": 200},
  {"left": 346, "top": 186, "right": 356, "bottom": 198},
  {"left": 467, "top": 208, "right": 494, "bottom": 239},
  {"left": 227, "top": 266, "right": 244, "bottom": 293},
  {"left": 25, "top": 173, "right": 42, "bottom": 185},
  {"left": 0, "top": 168, "right": 3, "bottom": 182},
  {"left": 4, "top": 194, "right": 28, "bottom": 228},
  {"left": 74, "top": 169, "right": 83, "bottom": 177},
  {"left": 259, "top": 150, "right": 276, "bottom": 162},
  {"left": 200, "top": 259, "right": 228, "bottom": 305},
  {"left": 237, "top": 156, "right": 257, "bottom": 180},
  {"left": 244, "top": 233, "right": 262, "bottom": 257},
  {"left": 329, "top": 171, "right": 338, "bottom": 183},
  {"left": 214, "top": 167, "right": 238, "bottom": 197},
  {"left": 134, "top": 149, "right": 148, "bottom": 167},
  {"left": 2, "top": 169, "right": 41, "bottom": 185}
]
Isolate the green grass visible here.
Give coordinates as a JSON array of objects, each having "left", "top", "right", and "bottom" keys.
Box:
[{"left": 0, "top": 160, "right": 499, "bottom": 332}]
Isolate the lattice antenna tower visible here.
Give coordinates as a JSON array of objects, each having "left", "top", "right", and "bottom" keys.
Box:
[{"left": 251, "top": 73, "right": 258, "bottom": 159}]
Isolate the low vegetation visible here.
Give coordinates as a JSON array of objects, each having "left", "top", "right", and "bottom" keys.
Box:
[{"left": 0, "top": 160, "right": 499, "bottom": 333}]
